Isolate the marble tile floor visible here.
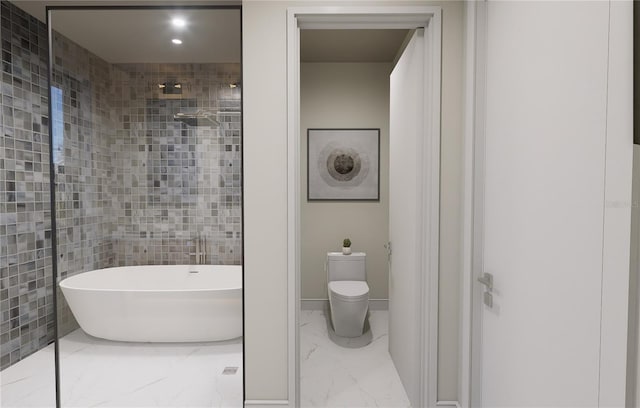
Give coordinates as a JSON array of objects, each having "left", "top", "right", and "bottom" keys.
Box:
[
  {"left": 300, "top": 310, "right": 411, "bottom": 408},
  {"left": 1, "top": 329, "right": 243, "bottom": 408}
]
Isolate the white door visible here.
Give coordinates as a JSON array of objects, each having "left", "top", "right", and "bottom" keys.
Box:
[
  {"left": 474, "top": 2, "right": 622, "bottom": 406},
  {"left": 389, "top": 29, "right": 424, "bottom": 408}
]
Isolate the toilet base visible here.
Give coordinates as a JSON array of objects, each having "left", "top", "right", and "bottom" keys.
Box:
[{"left": 324, "top": 303, "right": 372, "bottom": 348}]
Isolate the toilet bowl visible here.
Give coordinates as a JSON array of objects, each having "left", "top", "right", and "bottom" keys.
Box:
[
  {"left": 329, "top": 280, "right": 369, "bottom": 337},
  {"left": 327, "top": 252, "right": 369, "bottom": 338}
]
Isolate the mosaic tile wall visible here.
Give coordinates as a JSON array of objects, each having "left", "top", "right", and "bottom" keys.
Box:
[
  {"left": 1, "top": 1, "right": 55, "bottom": 369},
  {"left": 109, "top": 63, "right": 242, "bottom": 266},
  {"left": 50, "top": 29, "right": 116, "bottom": 338},
  {"left": 1, "top": 2, "right": 119, "bottom": 366}
]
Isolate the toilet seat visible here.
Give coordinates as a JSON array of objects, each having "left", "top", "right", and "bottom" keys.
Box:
[{"left": 329, "top": 281, "right": 369, "bottom": 301}]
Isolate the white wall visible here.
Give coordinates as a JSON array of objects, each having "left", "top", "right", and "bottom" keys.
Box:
[
  {"left": 243, "top": 1, "right": 464, "bottom": 402},
  {"left": 300, "top": 62, "right": 390, "bottom": 301},
  {"left": 598, "top": 2, "right": 633, "bottom": 403},
  {"left": 243, "top": 1, "right": 289, "bottom": 401},
  {"left": 628, "top": 146, "right": 640, "bottom": 407},
  {"left": 627, "top": 6, "right": 640, "bottom": 405}
]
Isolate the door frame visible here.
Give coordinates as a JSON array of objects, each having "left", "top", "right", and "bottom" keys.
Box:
[
  {"left": 286, "top": 6, "right": 442, "bottom": 407},
  {"left": 459, "top": 2, "right": 485, "bottom": 407}
]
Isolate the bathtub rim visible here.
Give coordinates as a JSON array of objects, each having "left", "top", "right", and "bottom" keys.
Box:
[{"left": 59, "top": 264, "right": 243, "bottom": 293}]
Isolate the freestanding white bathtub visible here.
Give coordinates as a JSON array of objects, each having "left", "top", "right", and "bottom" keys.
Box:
[{"left": 59, "top": 265, "right": 242, "bottom": 342}]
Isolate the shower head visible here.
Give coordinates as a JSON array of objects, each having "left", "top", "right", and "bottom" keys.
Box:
[{"left": 173, "top": 110, "right": 220, "bottom": 127}]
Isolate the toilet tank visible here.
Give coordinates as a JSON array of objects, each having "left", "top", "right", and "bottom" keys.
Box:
[{"left": 327, "top": 252, "right": 366, "bottom": 281}]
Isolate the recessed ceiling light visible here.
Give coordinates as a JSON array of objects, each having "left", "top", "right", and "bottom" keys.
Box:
[
  {"left": 171, "top": 18, "right": 186, "bottom": 28},
  {"left": 172, "top": 39, "right": 183, "bottom": 45}
]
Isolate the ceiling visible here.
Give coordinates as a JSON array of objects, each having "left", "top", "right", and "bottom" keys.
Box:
[
  {"left": 301, "top": 29, "right": 408, "bottom": 63},
  {"left": 10, "top": 2, "right": 407, "bottom": 64},
  {"left": 10, "top": 0, "right": 235, "bottom": 22},
  {"left": 11, "top": 2, "right": 241, "bottom": 64}
]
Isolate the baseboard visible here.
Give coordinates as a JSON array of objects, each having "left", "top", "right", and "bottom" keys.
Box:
[
  {"left": 244, "top": 400, "right": 289, "bottom": 407},
  {"left": 436, "top": 401, "right": 461, "bottom": 408},
  {"left": 301, "top": 299, "right": 326, "bottom": 310},
  {"left": 369, "top": 299, "right": 388, "bottom": 310},
  {"left": 301, "top": 299, "right": 388, "bottom": 310}
]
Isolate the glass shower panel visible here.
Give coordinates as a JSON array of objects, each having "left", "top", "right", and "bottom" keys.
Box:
[{"left": 49, "top": 7, "right": 242, "bottom": 407}]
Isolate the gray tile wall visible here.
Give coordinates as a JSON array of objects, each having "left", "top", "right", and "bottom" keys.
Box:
[
  {"left": 110, "top": 63, "right": 242, "bottom": 266},
  {"left": 50, "top": 30, "right": 116, "bottom": 338},
  {"left": 1, "top": 2, "right": 242, "bottom": 370},
  {"left": 0, "top": 1, "right": 55, "bottom": 370}
]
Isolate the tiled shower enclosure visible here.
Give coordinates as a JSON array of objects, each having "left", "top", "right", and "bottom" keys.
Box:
[{"left": 0, "top": 1, "right": 242, "bottom": 369}]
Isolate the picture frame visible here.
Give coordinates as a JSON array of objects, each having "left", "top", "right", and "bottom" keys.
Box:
[{"left": 307, "top": 128, "right": 380, "bottom": 201}]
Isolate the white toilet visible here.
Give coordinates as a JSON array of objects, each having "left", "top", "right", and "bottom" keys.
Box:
[{"left": 327, "top": 252, "right": 369, "bottom": 338}]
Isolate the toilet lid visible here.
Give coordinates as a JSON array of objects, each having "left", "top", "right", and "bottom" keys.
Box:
[{"left": 328, "top": 281, "right": 369, "bottom": 297}]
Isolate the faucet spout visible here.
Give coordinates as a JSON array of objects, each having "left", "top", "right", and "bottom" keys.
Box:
[
  {"left": 197, "top": 236, "right": 201, "bottom": 264},
  {"left": 201, "top": 236, "right": 207, "bottom": 264},
  {"left": 190, "top": 235, "right": 207, "bottom": 265},
  {"left": 191, "top": 236, "right": 200, "bottom": 265}
]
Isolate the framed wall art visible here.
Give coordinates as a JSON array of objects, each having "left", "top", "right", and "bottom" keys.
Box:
[{"left": 307, "top": 128, "right": 380, "bottom": 201}]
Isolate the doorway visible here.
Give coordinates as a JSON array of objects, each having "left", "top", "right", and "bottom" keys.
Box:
[
  {"left": 298, "top": 29, "right": 405, "bottom": 407},
  {"left": 286, "top": 6, "right": 442, "bottom": 407}
]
